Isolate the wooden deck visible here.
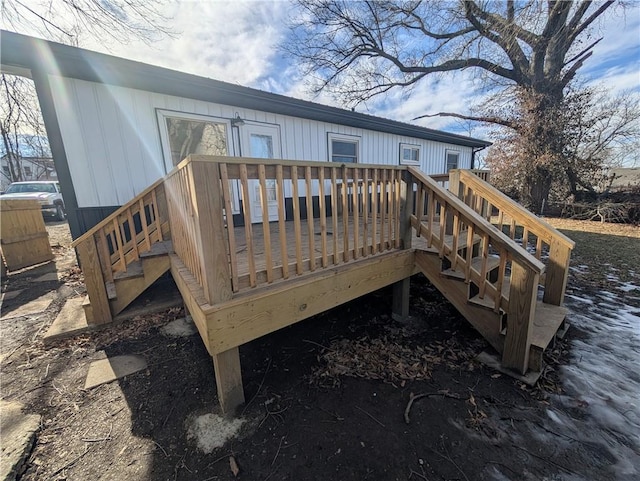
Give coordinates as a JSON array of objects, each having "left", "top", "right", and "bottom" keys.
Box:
[{"left": 72, "top": 156, "right": 574, "bottom": 415}]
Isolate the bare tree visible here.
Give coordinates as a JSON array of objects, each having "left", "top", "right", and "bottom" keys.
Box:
[{"left": 286, "top": 1, "right": 622, "bottom": 211}]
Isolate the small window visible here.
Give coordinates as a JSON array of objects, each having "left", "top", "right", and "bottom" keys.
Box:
[
  {"left": 2, "top": 166, "right": 9, "bottom": 175},
  {"left": 400, "top": 143, "right": 420, "bottom": 165},
  {"left": 328, "top": 133, "right": 359, "bottom": 163},
  {"left": 24, "top": 166, "right": 32, "bottom": 176},
  {"left": 446, "top": 151, "right": 459, "bottom": 171}
]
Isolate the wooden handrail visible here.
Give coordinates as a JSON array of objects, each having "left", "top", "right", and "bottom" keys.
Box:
[
  {"left": 185, "top": 155, "right": 406, "bottom": 171},
  {"left": 409, "top": 167, "right": 545, "bottom": 274},
  {"left": 457, "top": 170, "right": 575, "bottom": 249},
  {"left": 71, "top": 177, "right": 166, "bottom": 247}
]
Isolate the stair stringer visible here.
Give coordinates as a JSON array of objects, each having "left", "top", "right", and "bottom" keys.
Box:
[
  {"left": 414, "top": 250, "right": 504, "bottom": 353},
  {"left": 108, "top": 255, "right": 171, "bottom": 315}
]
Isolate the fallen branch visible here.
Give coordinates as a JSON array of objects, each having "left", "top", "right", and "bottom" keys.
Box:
[
  {"left": 404, "top": 391, "right": 464, "bottom": 424},
  {"left": 355, "top": 405, "right": 386, "bottom": 428}
]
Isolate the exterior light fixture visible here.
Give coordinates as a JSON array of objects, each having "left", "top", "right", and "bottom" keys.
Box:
[{"left": 230, "top": 113, "right": 245, "bottom": 127}]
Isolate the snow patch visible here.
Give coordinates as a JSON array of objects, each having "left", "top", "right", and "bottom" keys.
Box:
[
  {"left": 161, "top": 316, "right": 197, "bottom": 337},
  {"left": 186, "top": 413, "right": 244, "bottom": 454}
]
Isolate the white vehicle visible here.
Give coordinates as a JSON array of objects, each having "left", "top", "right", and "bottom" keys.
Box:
[{"left": 0, "top": 181, "right": 66, "bottom": 220}]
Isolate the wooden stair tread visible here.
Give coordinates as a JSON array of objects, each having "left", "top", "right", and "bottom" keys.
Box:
[
  {"left": 468, "top": 278, "right": 511, "bottom": 309},
  {"left": 139, "top": 240, "right": 173, "bottom": 258},
  {"left": 442, "top": 255, "right": 501, "bottom": 281},
  {"left": 113, "top": 260, "right": 143, "bottom": 280},
  {"left": 529, "top": 302, "right": 568, "bottom": 350}
]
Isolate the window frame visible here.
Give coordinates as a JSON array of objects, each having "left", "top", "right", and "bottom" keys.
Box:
[
  {"left": 445, "top": 150, "right": 460, "bottom": 172},
  {"left": 328, "top": 133, "right": 360, "bottom": 164},
  {"left": 156, "top": 109, "right": 232, "bottom": 174},
  {"left": 399, "top": 143, "right": 421, "bottom": 166}
]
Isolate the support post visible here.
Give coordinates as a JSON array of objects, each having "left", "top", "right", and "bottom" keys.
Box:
[
  {"left": 76, "top": 238, "right": 112, "bottom": 325},
  {"left": 212, "top": 347, "right": 245, "bottom": 415},
  {"left": 543, "top": 239, "right": 571, "bottom": 306},
  {"left": 502, "top": 262, "right": 539, "bottom": 374},
  {"left": 188, "top": 159, "right": 243, "bottom": 413},
  {"left": 392, "top": 170, "right": 414, "bottom": 322},
  {"left": 392, "top": 278, "right": 411, "bottom": 322}
]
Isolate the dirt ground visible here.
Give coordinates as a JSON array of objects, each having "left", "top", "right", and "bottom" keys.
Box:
[{"left": 1, "top": 218, "right": 638, "bottom": 481}]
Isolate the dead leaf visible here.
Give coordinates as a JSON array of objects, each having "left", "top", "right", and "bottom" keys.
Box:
[{"left": 230, "top": 456, "right": 239, "bottom": 477}]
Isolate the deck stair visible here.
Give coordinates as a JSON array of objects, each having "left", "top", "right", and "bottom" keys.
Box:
[{"left": 71, "top": 156, "right": 574, "bottom": 414}]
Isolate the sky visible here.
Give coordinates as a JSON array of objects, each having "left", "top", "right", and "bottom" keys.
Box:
[{"left": 4, "top": 1, "right": 640, "bottom": 141}]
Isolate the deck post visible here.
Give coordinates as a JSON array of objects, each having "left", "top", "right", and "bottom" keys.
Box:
[
  {"left": 542, "top": 238, "right": 571, "bottom": 306},
  {"left": 213, "top": 347, "right": 245, "bottom": 415},
  {"left": 502, "top": 261, "right": 539, "bottom": 374},
  {"left": 76, "top": 237, "right": 112, "bottom": 325},
  {"left": 392, "top": 170, "right": 415, "bottom": 322},
  {"left": 188, "top": 160, "right": 244, "bottom": 413}
]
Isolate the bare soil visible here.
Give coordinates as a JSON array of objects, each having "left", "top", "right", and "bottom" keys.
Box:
[{"left": 1, "top": 218, "right": 638, "bottom": 480}]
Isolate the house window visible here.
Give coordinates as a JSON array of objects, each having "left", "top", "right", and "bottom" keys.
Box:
[
  {"left": 400, "top": 143, "right": 420, "bottom": 165},
  {"left": 157, "top": 110, "right": 230, "bottom": 169},
  {"left": 2, "top": 166, "right": 9, "bottom": 176},
  {"left": 446, "top": 150, "right": 460, "bottom": 171},
  {"left": 328, "top": 133, "right": 359, "bottom": 163},
  {"left": 24, "top": 166, "right": 32, "bottom": 176}
]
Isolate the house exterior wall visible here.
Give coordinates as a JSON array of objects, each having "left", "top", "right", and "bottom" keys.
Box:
[{"left": 48, "top": 76, "right": 472, "bottom": 209}]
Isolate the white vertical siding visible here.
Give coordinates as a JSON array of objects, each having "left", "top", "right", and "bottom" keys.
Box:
[{"left": 50, "top": 76, "right": 474, "bottom": 208}]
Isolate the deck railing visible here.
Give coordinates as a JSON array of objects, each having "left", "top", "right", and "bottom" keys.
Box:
[
  {"left": 193, "top": 156, "right": 406, "bottom": 294},
  {"left": 450, "top": 169, "right": 575, "bottom": 306},
  {"left": 407, "top": 167, "right": 546, "bottom": 371},
  {"left": 71, "top": 178, "right": 170, "bottom": 323}
]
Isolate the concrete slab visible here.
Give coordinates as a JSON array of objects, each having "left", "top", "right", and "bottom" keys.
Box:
[
  {"left": 160, "top": 316, "right": 197, "bottom": 337},
  {"left": 0, "top": 294, "right": 53, "bottom": 320},
  {"left": 0, "top": 401, "right": 41, "bottom": 481},
  {"left": 33, "top": 272, "right": 59, "bottom": 282},
  {"left": 43, "top": 297, "right": 90, "bottom": 344},
  {"left": 84, "top": 354, "right": 148, "bottom": 389},
  {"left": 0, "top": 290, "right": 23, "bottom": 302},
  {"left": 476, "top": 351, "right": 542, "bottom": 386}
]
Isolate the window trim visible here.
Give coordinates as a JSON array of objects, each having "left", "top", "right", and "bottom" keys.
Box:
[
  {"left": 445, "top": 149, "right": 460, "bottom": 172},
  {"left": 156, "top": 109, "right": 232, "bottom": 173},
  {"left": 399, "top": 143, "right": 421, "bottom": 166},
  {"left": 328, "top": 132, "right": 360, "bottom": 164}
]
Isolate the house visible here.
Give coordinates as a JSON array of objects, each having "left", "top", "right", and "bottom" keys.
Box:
[
  {"left": 0, "top": 30, "right": 490, "bottom": 240},
  {"left": 1, "top": 30, "right": 574, "bottom": 415},
  {"left": 0, "top": 136, "right": 56, "bottom": 191},
  {"left": 609, "top": 167, "right": 640, "bottom": 192}
]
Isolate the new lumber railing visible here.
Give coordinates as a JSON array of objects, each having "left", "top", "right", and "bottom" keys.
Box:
[
  {"left": 71, "top": 179, "right": 170, "bottom": 323},
  {"left": 408, "top": 167, "right": 546, "bottom": 372},
  {"left": 187, "top": 156, "right": 406, "bottom": 294},
  {"left": 450, "top": 169, "right": 575, "bottom": 306}
]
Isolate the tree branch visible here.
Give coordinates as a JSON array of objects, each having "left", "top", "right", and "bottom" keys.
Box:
[{"left": 412, "top": 111, "right": 518, "bottom": 130}]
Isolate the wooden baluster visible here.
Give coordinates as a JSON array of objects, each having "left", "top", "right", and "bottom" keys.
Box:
[
  {"left": 342, "top": 165, "right": 349, "bottom": 262},
  {"left": 495, "top": 251, "right": 507, "bottom": 313},
  {"left": 138, "top": 198, "right": 151, "bottom": 251},
  {"left": 509, "top": 218, "right": 516, "bottom": 239},
  {"left": 331, "top": 167, "right": 339, "bottom": 265},
  {"left": 535, "top": 237, "right": 543, "bottom": 260},
  {"left": 387, "top": 170, "right": 393, "bottom": 249},
  {"left": 371, "top": 168, "right": 379, "bottom": 253},
  {"left": 318, "top": 166, "right": 328, "bottom": 267},
  {"left": 220, "top": 163, "right": 239, "bottom": 291},
  {"left": 451, "top": 211, "right": 460, "bottom": 269},
  {"left": 362, "top": 168, "right": 369, "bottom": 256},
  {"left": 478, "top": 233, "right": 489, "bottom": 298},
  {"left": 239, "top": 164, "right": 256, "bottom": 287},
  {"left": 394, "top": 170, "right": 401, "bottom": 248},
  {"left": 464, "top": 224, "right": 474, "bottom": 282},
  {"left": 438, "top": 201, "right": 447, "bottom": 257},
  {"left": 305, "top": 166, "right": 316, "bottom": 271},
  {"left": 486, "top": 201, "right": 493, "bottom": 222},
  {"left": 291, "top": 166, "right": 303, "bottom": 275},
  {"left": 112, "top": 218, "right": 126, "bottom": 272},
  {"left": 352, "top": 167, "right": 359, "bottom": 259},
  {"left": 151, "top": 189, "right": 163, "bottom": 241},
  {"left": 522, "top": 227, "right": 529, "bottom": 251},
  {"left": 96, "top": 230, "right": 114, "bottom": 284},
  {"left": 427, "top": 190, "right": 435, "bottom": 248},
  {"left": 259, "top": 164, "right": 274, "bottom": 283},
  {"left": 126, "top": 208, "right": 139, "bottom": 261},
  {"left": 380, "top": 169, "right": 387, "bottom": 251},
  {"left": 497, "top": 210, "right": 504, "bottom": 234},
  {"left": 276, "top": 165, "right": 289, "bottom": 278}
]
